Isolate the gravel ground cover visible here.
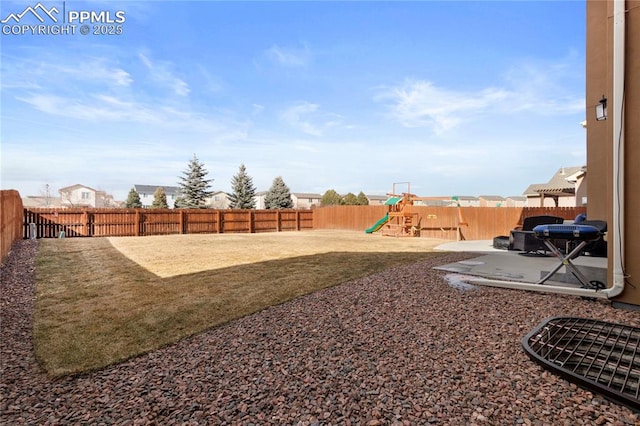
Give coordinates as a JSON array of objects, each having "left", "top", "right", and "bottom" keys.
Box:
[{"left": 1, "top": 239, "right": 639, "bottom": 425}]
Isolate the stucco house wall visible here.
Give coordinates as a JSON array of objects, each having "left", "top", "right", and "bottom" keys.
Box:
[{"left": 586, "top": 0, "right": 639, "bottom": 306}]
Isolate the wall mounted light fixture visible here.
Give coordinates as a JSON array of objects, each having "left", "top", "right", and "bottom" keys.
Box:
[{"left": 595, "top": 95, "right": 607, "bottom": 121}]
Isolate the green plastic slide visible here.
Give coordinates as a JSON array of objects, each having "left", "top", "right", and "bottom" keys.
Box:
[{"left": 365, "top": 213, "right": 389, "bottom": 234}]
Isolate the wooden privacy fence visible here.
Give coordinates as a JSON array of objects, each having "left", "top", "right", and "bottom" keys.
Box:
[
  {"left": 23, "top": 208, "right": 314, "bottom": 238},
  {"left": 313, "top": 205, "right": 587, "bottom": 241},
  {"left": 21, "top": 205, "right": 587, "bottom": 240},
  {"left": 1, "top": 190, "right": 24, "bottom": 263}
]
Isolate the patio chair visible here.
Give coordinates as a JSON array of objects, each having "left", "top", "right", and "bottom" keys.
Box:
[{"left": 508, "top": 215, "right": 565, "bottom": 254}]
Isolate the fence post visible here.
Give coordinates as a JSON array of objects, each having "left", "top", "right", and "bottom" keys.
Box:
[
  {"left": 296, "top": 211, "right": 301, "bottom": 231},
  {"left": 276, "top": 211, "right": 281, "bottom": 232},
  {"left": 23, "top": 209, "right": 29, "bottom": 239},
  {"left": 83, "top": 210, "right": 89, "bottom": 237},
  {"left": 250, "top": 211, "right": 255, "bottom": 233},
  {"left": 180, "top": 210, "right": 185, "bottom": 234},
  {"left": 217, "top": 210, "right": 223, "bottom": 233},
  {"left": 135, "top": 210, "right": 140, "bottom": 236}
]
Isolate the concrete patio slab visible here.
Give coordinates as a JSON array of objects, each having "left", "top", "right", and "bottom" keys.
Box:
[{"left": 434, "top": 240, "right": 607, "bottom": 287}]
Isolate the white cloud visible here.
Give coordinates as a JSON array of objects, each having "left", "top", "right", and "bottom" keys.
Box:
[
  {"left": 54, "top": 59, "right": 133, "bottom": 87},
  {"left": 265, "top": 44, "right": 311, "bottom": 67},
  {"left": 15, "top": 91, "right": 249, "bottom": 146},
  {"left": 280, "top": 102, "right": 322, "bottom": 136},
  {"left": 279, "top": 102, "right": 344, "bottom": 136},
  {"left": 376, "top": 58, "right": 584, "bottom": 134},
  {"left": 17, "top": 93, "right": 157, "bottom": 122},
  {"left": 110, "top": 69, "right": 133, "bottom": 87},
  {"left": 501, "top": 60, "right": 585, "bottom": 115},
  {"left": 138, "top": 52, "right": 190, "bottom": 96},
  {"left": 196, "top": 64, "right": 225, "bottom": 95},
  {"left": 376, "top": 80, "right": 509, "bottom": 133},
  {"left": 1, "top": 53, "right": 132, "bottom": 90},
  {"left": 4, "top": 49, "right": 247, "bottom": 141},
  {"left": 252, "top": 103, "right": 265, "bottom": 115}
]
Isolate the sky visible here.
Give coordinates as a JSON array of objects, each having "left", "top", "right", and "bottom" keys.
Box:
[{"left": 1, "top": 0, "right": 588, "bottom": 201}]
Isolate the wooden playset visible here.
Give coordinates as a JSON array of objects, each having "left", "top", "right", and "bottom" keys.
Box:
[
  {"left": 365, "top": 183, "right": 423, "bottom": 237},
  {"left": 365, "top": 182, "right": 468, "bottom": 238}
]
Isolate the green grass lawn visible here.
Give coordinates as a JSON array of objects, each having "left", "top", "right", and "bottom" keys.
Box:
[{"left": 34, "top": 232, "right": 447, "bottom": 376}]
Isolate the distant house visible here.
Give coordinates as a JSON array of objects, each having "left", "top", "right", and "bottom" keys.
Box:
[
  {"left": 252, "top": 191, "right": 321, "bottom": 209},
  {"left": 291, "top": 193, "right": 322, "bottom": 209},
  {"left": 523, "top": 166, "right": 586, "bottom": 207},
  {"left": 452, "top": 196, "right": 480, "bottom": 207},
  {"left": 58, "top": 184, "right": 115, "bottom": 208},
  {"left": 366, "top": 195, "right": 388, "bottom": 206},
  {"left": 503, "top": 196, "right": 527, "bottom": 208},
  {"left": 207, "top": 191, "right": 231, "bottom": 209},
  {"left": 134, "top": 184, "right": 182, "bottom": 208},
  {"left": 413, "top": 196, "right": 457, "bottom": 207},
  {"left": 478, "top": 195, "right": 505, "bottom": 207},
  {"left": 253, "top": 191, "right": 267, "bottom": 209},
  {"left": 21, "top": 195, "right": 64, "bottom": 208}
]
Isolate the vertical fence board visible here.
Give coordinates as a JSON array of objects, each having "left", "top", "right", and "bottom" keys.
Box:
[
  {"left": 24, "top": 209, "right": 86, "bottom": 238},
  {"left": 1, "top": 190, "right": 24, "bottom": 263},
  {"left": 142, "top": 210, "right": 181, "bottom": 235},
  {"left": 222, "top": 210, "right": 251, "bottom": 233},
  {"left": 91, "top": 209, "right": 137, "bottom": 236},
  {"left": 185, "top": 210, "right": 219, "bottom": 234},
  {"left": 253, "top": 210, "right": 276, "bottom": 233}
]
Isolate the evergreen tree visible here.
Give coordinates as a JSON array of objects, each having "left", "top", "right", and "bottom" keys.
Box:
[
  {"left": 125, "top": 188, "right": 142, "bottom": 208},
  {"left": 321, "top": 189, "right": 343, "bottom": 206},
  {"left": 264, "top": 176, "right": 293, "bottom": 209},
  {"left": 176, "top": 154, "right": 213, "bottom": 208},
  {"left": 356, "top": 191, "right": 369, "bottom": 205},
  {"left": 228, "top": 164, "right": 256, "bottom": 209},
  {"left": 342, "top": 192, "right": 359, "bottom": 205},
  {"left": 151, "top": 187, "right": 169, "bottom": 209}
]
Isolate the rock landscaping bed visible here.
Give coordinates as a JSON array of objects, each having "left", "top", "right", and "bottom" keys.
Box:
[{"left": 1, "top": 239, "right": 638, "bottom": 425}]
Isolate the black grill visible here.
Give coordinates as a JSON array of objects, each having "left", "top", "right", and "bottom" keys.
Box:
[{"left": 523, "top": 317, "right": 640, "bottom": 412}]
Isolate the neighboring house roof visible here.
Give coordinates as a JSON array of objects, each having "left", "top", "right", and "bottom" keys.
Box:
[
  {"left": 562, "top": 168, "right": 586, "bottom": 184},
  {"left": 415, "top": 199, "right": 456, "bottom": 206},
  {"left": 59, "top": 184, "right": 96, "bottom": 192},
  {"left": 134, "top": 184, "right": 182, "bottom": 196},
  {"left": 506, "top": 196, "right": 527, "bottom": 201},
  {"left": 524, "top": 166, "right": 585, "bottom": 195},
  {"left": 453, "top": 196, "right": 479, "bottom": 201},
  {"left": 255, "top": 192, "right": 320, "bottom": 198},
  {"left": 523, "top": 184, "right": 544, "bottom": 196},
  {"left": 22, "top": 196, "right": 64, "bottom": 208},
  {"left": 478, "top": 195, "right": 505, "bottom": 201},
  {"left": 292, "top": 193, "right": 322, "bottom": 199},
  {"left": 366, "top": 194, "right": 388, "bottom": 201}
]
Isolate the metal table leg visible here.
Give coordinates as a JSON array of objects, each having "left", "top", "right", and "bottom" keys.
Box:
[{"left": 536, "top": 240, "right": 592, "bottom": 287}]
